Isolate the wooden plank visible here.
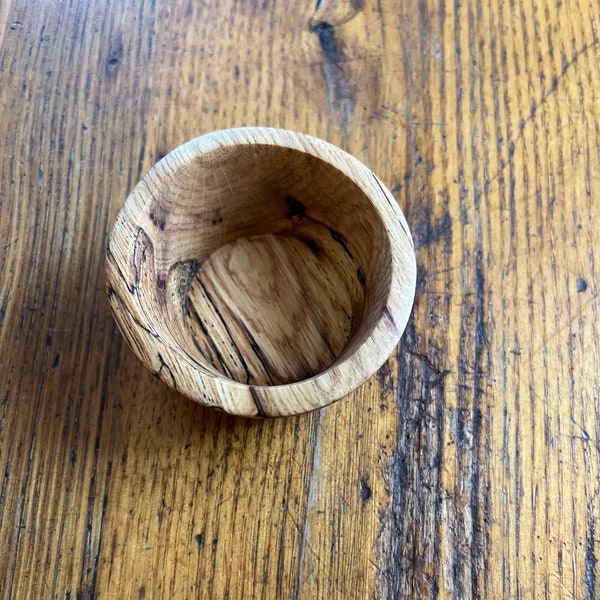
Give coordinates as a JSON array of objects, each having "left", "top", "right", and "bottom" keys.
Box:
[{"left": 0, "top": 0, "right": 599, "bottom": 598}]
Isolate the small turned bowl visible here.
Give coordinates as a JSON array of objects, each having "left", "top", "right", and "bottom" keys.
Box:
[{"left": 106, "top": 128, "right": 416, "bottom": 417}]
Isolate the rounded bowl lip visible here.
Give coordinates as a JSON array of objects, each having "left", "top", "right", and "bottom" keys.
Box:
[{"left": 106, "top": 126, "right": 416, "bottom": 417}]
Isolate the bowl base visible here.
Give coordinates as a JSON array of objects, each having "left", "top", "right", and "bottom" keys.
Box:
[{"left": 185, "top": 229, "right": 365, "bottom": 386}]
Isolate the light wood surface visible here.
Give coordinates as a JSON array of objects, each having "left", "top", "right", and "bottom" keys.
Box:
[{"left": 1, "top": 0, "right": 599, "bottom": 597}]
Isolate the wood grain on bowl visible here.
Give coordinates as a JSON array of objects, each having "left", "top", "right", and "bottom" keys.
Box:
[{"left": 106, "top": 128, "right": 416, "bottom": 417}]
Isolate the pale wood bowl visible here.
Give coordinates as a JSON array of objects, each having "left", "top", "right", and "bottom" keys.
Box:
[{"left": 106, "top": 128, "right": 416, "bottom": 417}]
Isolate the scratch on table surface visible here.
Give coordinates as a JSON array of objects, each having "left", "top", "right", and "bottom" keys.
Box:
[
  {"left": 485, "top": 37, "right": 600, "bottom": 188},
  {"left": 294, "top": 407, "right": 326, "bottom": 598}
]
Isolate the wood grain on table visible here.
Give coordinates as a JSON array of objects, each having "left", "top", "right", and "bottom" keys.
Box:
[{"left": 1, "top": 0, "right": 599, "bottom": 598}]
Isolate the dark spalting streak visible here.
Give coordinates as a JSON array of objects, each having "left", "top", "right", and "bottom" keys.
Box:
[
  {"left": 107, "top": 284, "right": 161, "bottom": 342},
  {"left": 327, "top": 226, "right": 354, "bottom": 259},
  {"left": 128, "top": 227, "right": 169, "bottom": 355},
  {"left": 198, "top": 286, "right": 254, "bottom": 384},
  {"left": 284, "top": 195, "right": 307, "bottom": 220},
  {"left": 106, "top": 246, "right": 135, "bottom": 294},
  {"left": 295, "top": 235, "right": 323, "bottom": 258},
  {"left": 187, "top": 301, "right": 236, "bottom": 381},
  {"left": 239, "top": 322, "right": 276, "bottom": 386},
  {"left": 249, "top": 386, "right": 267, "bottom": 418},
  {"left": 281, "top": 196, "right": 357, "bottom": 263},
  {"left": 382, "top": 306, "right": 398, "bottom": 334},
  {"left": 356, "top": 267, "right": 366, "bottom": 287},
  {"left": 132, "top": 227, "right": 152, "bottom": 289},
  {"left": 585, "top": 516, "right": 597, "bottom": 600},
  {"left": 371, "top": 173, "right": 411, "bottom": 240},
  {"left": 156, "top": 352, "right": 177, "bottom": 391},
  {"left": 277, "top": 227, "right": 324, "bottom": 258},
  {"left": 148, "top": 211, "right": 165, "bottom": 231},
  {"left": 172, "top": 259, "right": 201, "bottom": 315},
  {"left": 376, "top": 326, "right": 447, "bottom": 599}
]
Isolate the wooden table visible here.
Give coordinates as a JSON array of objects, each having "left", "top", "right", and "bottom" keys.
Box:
[{"left": 1, "top": 0, "right": 599, "bottom": 597}]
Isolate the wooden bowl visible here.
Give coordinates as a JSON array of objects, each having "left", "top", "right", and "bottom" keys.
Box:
[{"left": 106, "top": 128, "right": 416, "bottom": 417}]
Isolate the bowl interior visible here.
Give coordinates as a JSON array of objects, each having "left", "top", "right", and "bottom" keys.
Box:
[{"left": 122, "top": 142, "right": 393, "bottom": 386}]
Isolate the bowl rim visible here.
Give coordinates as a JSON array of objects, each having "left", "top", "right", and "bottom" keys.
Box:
[{"left": 106, "top": 127, "right": 416, "bottom": 417}]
